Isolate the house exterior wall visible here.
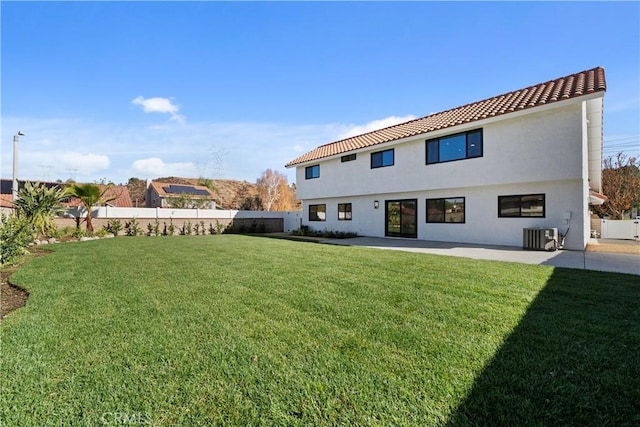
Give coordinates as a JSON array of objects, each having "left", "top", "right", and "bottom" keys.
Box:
[{"left": 294, "top": 98, "right": 600, "bottom": 250}]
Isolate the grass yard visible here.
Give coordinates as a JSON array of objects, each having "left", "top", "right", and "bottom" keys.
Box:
[{"left": 1, "top": 235, "right": 638, "bottom": 426}]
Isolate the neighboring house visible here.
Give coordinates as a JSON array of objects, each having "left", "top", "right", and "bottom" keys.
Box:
[
  {"left": 146, "top": 181, "right": 216, "bottom": 209},
  {"left": 286, "top": 67, "right": 606, "bottom": 251},
  {"left": 0, "top": 194, "right": 13, "bottom": 215},
  {"left": 0, "top": 179, "right": 133, "bottom": 209},
  {"left": 63, "top": 184, "right": 134, "bottom": 208}
]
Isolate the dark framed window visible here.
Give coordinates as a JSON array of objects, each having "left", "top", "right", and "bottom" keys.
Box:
[
  {"left": 341, "top": 153, "right": 357, "bottom": 162},
  {"left": 338, "top": 203, "right": 352, "bottom": 220},
  {"left": 309, "top": 204, "right": 326, "bottom": 221},
  {"left": 426, "top": 129, "right": 483, "bottom": 164},
  {"left": 498, "top": 194, "right": 545, "bottom": 217},
  {"left": 371, "top": 149, "right": 394, "bottom": 168},
  {"left": 305, "top": 165, "right": 320, "bottom": 179},
  {"left": 426, "top": 197, "right": 465, "bottom": 223}
]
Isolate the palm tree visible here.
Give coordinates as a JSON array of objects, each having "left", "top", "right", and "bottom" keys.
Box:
[
  {"left": 65, "top": 184, "right": 117, "bottom": 232},
  {"left": 13, "top": 181, "right": 67, "bottom": 237}
]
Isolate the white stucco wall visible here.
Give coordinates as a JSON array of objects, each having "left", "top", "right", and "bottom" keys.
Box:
[{"left": 293, "top": 96, "right": 602, "bottom": 250}]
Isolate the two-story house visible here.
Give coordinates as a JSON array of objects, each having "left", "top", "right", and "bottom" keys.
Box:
[{"left": 286, "top": 67, "right": 606, "bottom": 250}]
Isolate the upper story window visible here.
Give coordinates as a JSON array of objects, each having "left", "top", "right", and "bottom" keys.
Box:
[
  {"left": 498, "top": 194, "right": 545, "bottom": 217},
  {"left": 305, "top": 165, "right": 320, "bottom": 179},
  {"left": 426, "top": 129, "right": 483, "bottom": 164},
  {"left": 341, "top": 153, "right": 357, "bottom": 162},
  {"left": 371, "top": 149, "right": 394, "bottom": 169},
  {"left": 426, "top": 197, "right": 465, "bottom": 223}
]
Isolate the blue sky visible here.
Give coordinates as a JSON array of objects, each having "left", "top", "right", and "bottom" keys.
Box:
[{"left": 2, "top": 1, "right": 638, "bottom": 185}]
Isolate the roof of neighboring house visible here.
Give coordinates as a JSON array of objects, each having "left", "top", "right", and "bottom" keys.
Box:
[
  {"left": 149, "top": 181, "right": 216, "bottom": 198},
  {"left": 0, "top": 194, "right": 13, "bottom": 208},
  {"left": 63, "top": 184, "right": 133, "bottom": 208},
  {"left": 0, "top": 179, "right": 64, "bottom": 194},
  {"left": 286, "top": 66, "right": 606, "bottom": 167}
]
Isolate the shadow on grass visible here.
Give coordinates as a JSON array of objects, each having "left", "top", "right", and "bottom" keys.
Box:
[{"left": 448, "top": 268, "right": 640, "bottom": 426}]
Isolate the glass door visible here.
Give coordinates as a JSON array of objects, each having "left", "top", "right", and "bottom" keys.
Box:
[{"left": 385, "top": 199, "right": 417, "bottom": 238}]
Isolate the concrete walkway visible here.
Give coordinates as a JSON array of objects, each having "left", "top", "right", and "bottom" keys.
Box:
[{"left": 324, "top": 237, "right": 640, "bottom": 276}]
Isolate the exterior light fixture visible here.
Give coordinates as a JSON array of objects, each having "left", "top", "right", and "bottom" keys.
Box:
[{"left": 374, "top": 200, "right": 379, "bottom": 209}]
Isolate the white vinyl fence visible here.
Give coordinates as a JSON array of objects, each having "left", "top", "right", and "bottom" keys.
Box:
[
  {"left": 64, "top": 207, "right": 303, "bottom": 233},
  {"left": 600, "top": 219, "right": 640, "bottom": 240}
]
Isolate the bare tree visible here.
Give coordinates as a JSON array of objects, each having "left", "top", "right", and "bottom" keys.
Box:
[
  {"left": 256, "top": 169, "right": 287, "bottom": 211},
  {"left": 594, "top": 152, "right": 640, "bottom": 219}
]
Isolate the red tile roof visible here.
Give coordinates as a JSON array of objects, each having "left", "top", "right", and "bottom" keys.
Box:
[
  {"left": 286, "top": 67, "right": 606, "bottom": 167},
  {"left": 64, "top": 184, "right": 133, "bottom": 208},
  {"left": 0, "top": 194, "right": 13, "bottom": 208}
]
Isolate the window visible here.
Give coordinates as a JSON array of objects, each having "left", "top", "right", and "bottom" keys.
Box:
[
  {"left": 341, "top": 153, "right": 356, "bottom": 162},
  {"left": 371, "top": 149, "right": 394, "bottom": 168},
  {"left": 498, "top": 194, "right": 545, "bottom": 217},
  {"left": 309, "top": 204, "right": 326, "bottom": 221},
  {"left": 305, "top": 165, "right": 320, "bottom": 179},
  {"left": 338, "top": 203, "right": 352, "bottom": 220},
  {"left": 426, "top": 129, "right": 483, "bottom": 164},
  {"left": 426, "top": 197, "right": 465, "bottom": 223}
]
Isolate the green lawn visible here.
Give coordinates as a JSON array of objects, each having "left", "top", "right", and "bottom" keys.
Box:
[{"left": 1, "top": 235, "right": 638, "bottom": 426}]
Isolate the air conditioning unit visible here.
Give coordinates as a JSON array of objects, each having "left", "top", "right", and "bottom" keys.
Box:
[{"left": 523, "top": 228, "right": 558, "bottom": 251}]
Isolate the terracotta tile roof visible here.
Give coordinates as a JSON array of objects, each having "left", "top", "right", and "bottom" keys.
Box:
[
  {"left": 63, "top": 184, "right": 133, "bottom": 208},
  {"left": 286, "top": 67, "right": 606, "bottom": 167},
  {"left": 149, "top": 181, "right": 216, "bottom": 198},
  {"left": 0, "top": 194, "right": 13, "bottom": 208}
]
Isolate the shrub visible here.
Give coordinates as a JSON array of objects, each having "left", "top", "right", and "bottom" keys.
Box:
[
  {"left": 0, "top": 213, "right": 35, "bottom": 265},
  {"left": 200, "top": 221, "right": 206, "bottom": 235},
  {"left": 153, "top": 219, "right": 160, "bottom": 237},
  {"left": 124, "top": 218, "right": 142, "bottom": 236},
  {"left": 167, "top": 219, "right": 175, "bottom": 236},
  {"left": 104, "top": 219, "right": 123, "bottom": 236},
  {"left": 194, "top": 222, "right": 201, "bottom": 235},
  {"left": 13, "top": 181, "right": 66, "bottom": 237}
]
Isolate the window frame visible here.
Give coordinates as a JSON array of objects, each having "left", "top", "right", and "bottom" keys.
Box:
[
  {"left": 338, "top": 203, "right": 352, "bottom": 220},
  {"left": 305, "top": 165, "right": 320, "bottom": 180},
  {"left": 309, "top": 204, "right": 326, "bottom": 221},
  {"left": 426, "top": 129, "right": 483, "bottom": 165},
  {"left": 371, "top": 149, "right": 395, "bottom": 169},
  {"left": 426, "top": 197, "right": 466, "bottom": 223},
  {"left": 498, "top": 194, "right": 546, "bottom": 218},
  {"left": 341, "top": 153, "right": 357, "bottom": 163}
]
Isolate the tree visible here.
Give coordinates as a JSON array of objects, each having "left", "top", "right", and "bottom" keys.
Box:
[
  {"left": 12, "top": 181, "right": 67, "bottom": 237},
  {"left": 65, "top": 184, "right": 117, "bottom": 232},
  {"left": 593, "top": 152, "right": 640, "bottom": 219},
  {"left": 256, "top": 169, "right": 288, "bottom": 211}
]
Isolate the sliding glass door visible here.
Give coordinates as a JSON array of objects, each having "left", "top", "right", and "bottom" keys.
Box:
[{"left": 385, "top": 199, "right": 417, "bottom": 238}]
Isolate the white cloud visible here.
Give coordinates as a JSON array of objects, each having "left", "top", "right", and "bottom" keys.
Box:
[
  {"left": 20, "top": 150, "right": 110, "bottom": 179},
  {"left": 338, "top": 115, "right": 417, "bottom": 139},
  {"left": 132, "top": 96, "right": 185, "bottom": 124},
  {"left": 131, "top": 157, "right": 198, "bottom": 178}
]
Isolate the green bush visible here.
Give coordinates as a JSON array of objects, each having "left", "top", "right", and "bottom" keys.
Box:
[
  {"left": 0, "top": 213, "right": 35, "bottom": 265},
  {"left": 103, "top": 219, "right": 123, "bottom": 236},
  {"left": 124, "top": 218, "right": 142, "bottom": 236}
]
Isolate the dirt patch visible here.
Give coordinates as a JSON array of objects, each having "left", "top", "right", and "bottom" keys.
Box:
[
  {"left": 1, "top": 269, "right": 28, "bottom": 320},
  {"left": 1, "top": 248, "right": 51, "bottom": 320}
]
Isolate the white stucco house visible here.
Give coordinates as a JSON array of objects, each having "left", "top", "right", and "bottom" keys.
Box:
[{"left": 286, "top": 67, "right": 607, "bottom": 250}]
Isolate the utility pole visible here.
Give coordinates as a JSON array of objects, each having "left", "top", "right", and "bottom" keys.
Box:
[{"left": 12, "top": 131, "right": 25, "bottom": 201}]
